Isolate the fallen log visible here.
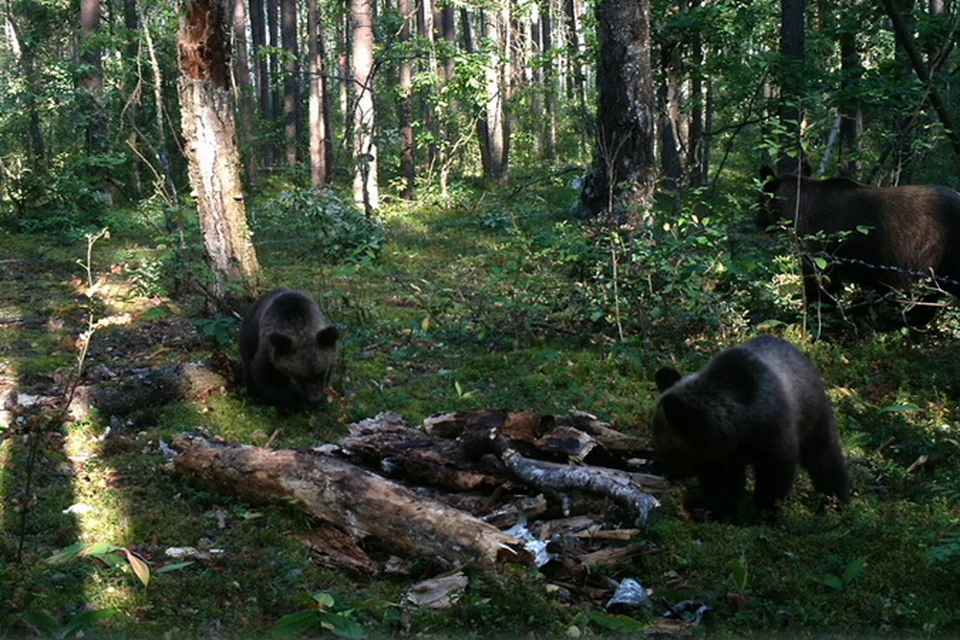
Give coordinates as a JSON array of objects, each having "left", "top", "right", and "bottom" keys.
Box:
[{"left": 172, "top": 434, "right": 529, "bottom": 570}]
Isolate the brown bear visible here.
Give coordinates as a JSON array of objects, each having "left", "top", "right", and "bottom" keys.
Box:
[
  {"left": 758, "top": 167, "right": 960, "bottom": 325},
  {"left": 652, "top": 335, "right": 849, "bottom": 520},
  {"left": 239, "top": 289, "right": 340, "bottom": 408}
]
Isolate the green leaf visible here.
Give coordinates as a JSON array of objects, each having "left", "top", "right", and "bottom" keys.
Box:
[
  {"left": 820, "top": 574, "right": 843, "bottom": 591},
  {"left": 842, "top": 557, "right": 865, "bottom": 585},
  {"left": 46, "top": 542, "right": 89, "bottom": 564},
  {"left": 318, "top": 612, "right": 366, "bottom": 638},
  {"left": 880, "top": 404, "right": 920, "bottom": 413},
  {"left": 81, "top": 542, "right": 122, "bottom": 557},
  {"left": 273, "top": 610, "right": 322, "bottom": 638},
  {"left": 727, "top": 556, "right": 748, "bottom": 592},
  {"left": 813, "top": 257, "right": 829, "bottom": 270},
  {"left": 155, "top": 561, "right": 195, "bottom": 574},
  {"left": 59, "top": 609, "right": 118, "bottom": 638},
  {"left": 583, "top": 611, "right": 649, "bottom": 632},
  {"left": 22, "top": 610, "right": 62, "bottom": 636}
]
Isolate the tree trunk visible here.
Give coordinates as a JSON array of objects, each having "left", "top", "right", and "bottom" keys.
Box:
[
  {"left": 398, "top": 0, "right": 416, "bottom": 199},
  {"left": 80, "top": 0, "right": 105, "bottom": 156},
  {"left": 233, "top": 0, "right": 258, "bottom": 186},
  {"left": 351, "top": 0, "right": 380, "bottom": 214},
  {"left": 687, "top": 0, "right": 705, "bottom": 187},
  {"left": 540, "top": 0, "right": 557, "bottom": 161},
  {"left": 580, "top": 0, "right": 656, "bottom": 222},
  {"left": 778, "top": 0, "right": 806, "bottom": 172},
  {"left": 281, "top": 0, "right": 300, "bottom": 167},
  {"left": 838, "top": 20, "right": 862, "bottom": 178},
  {"left": 172, "top": 434, "right": 528, "bottom": 569},
  {"left": 265, "top": 0, "right": 280, "bottom": 166},
  {"left": 479, "top": 9, "right": 507, "bottom": 181},
  {"left": 178, "top": 0, "right": 261, "bottom": 298},
  {"left": 308, "top": 0, "right": 329, "bottom": 187},
  {"left": 250, "top": 0, "right": 270, "bottom": 126}
]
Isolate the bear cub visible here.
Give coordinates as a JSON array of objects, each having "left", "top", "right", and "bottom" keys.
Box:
[
  {"left": 240, "top": 289, "right": 340, "bottom": 408},
  {"left": 652, "top": 335, "right": 849, "bottom": 520}
]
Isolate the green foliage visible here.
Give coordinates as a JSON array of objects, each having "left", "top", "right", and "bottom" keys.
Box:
[
  {"left": 46, "top": 541, "right": 153, "bottom": 587},
  {"left": 194, "top": 313, "right": 240, "bottom": 347},
  {"left": 272, "top": 592, "right": 365, "bottom": 639},
  {"left": 818, "top": 557, "right": 865, "bottom": 592},
  {"left": 727, "top": 553, "right": 749, "bottom": 593},
  {"left": 927, "top": 531, "right": 960, "bottom": 566},
  {"left": 250, "top": 188, "right": 385, "bottom": 266}
]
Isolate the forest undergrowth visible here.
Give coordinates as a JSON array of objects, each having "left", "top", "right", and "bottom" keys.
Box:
[{"left": 2, "top": 179, "right": 960, "bottom": 638}]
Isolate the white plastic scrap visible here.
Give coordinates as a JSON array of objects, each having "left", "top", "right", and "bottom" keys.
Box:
[
  {"left": 503, "top": 522, "right": 552, "bottom": 567},
  {"left": 605, "top": 578, "right": 652, "bottom": 610}
]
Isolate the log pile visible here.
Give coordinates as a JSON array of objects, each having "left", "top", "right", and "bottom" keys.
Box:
[{"left": 173, "top": 408, "right": 673, "bottom": 600}]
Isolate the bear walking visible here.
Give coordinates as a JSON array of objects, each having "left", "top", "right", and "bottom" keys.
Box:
[
  {"left": 239, "top": 289, "right": 340, "bottom": 408},
  {"left": 758, "top": 168, "right": 960, "bottom": 325},
  {"left": 652, "top": 336, "right": 849, "bottom": 520}
]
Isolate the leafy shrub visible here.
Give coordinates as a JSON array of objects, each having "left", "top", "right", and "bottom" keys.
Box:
[{"left": 250, "top": 188, "right": 385, "bottom": 265}]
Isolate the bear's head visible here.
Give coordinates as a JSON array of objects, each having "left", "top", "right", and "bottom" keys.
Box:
[{"left": 269, "top": 325, "right": 340, "bottom": 405}]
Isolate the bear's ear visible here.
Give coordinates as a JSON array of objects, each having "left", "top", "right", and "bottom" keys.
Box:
[
  {"left": 269, "top": 333, "right": 294, "bottom": 356},
  {"left": 760, "top": 164, "right": 776, "bottom": 181},
  {"left": 316, "top": 325, "right": 340, "bottom": 348},
  {"left": 655, "top": 367, "right": 682, "bottom": 392}
]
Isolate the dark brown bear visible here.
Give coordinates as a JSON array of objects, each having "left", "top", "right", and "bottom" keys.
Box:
[
  {"left": 758, "top": 167, "right": 960, "bottom": 325},
  {"left": 239, "top": 289, "right": 339, "bottom": 408},
  {"left": 652, "top": 336, "right": 849, "bottom": 520}
]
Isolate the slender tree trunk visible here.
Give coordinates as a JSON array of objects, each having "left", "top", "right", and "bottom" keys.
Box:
[
  {"left": 541, "top": 0, "right": 557, "bottom": 161},
  {"left": 140, "top": 8, "right": 179, "bottom": 209},
  {"left": 398, "top": 0, "right": 416, "bottom": 199},
  {"left": 250, "top": 0, "right": 270, "bottom": 122},
  {"left": 351, "top": 0, "right": 380, "bottom": 214},
  {"left": 6, "top": 9, "right": 45, "bottom": 175},
  {"left": 838, "top": 23, "right": 862, "bottom": 178},
  {"left": 266, "top": 0, "right": 280, "bottom": 166},
  {"left": 418, "top": 0, "right": 440, "bottom": 169},
  {"left": 80, "top": 0, "right": 109, "bottom": 202},
  {"left": 657, "top": 40, "right": 682, "bottom": 190},
  {"left": 778, "top": 0, "right": 806, "bottom": 172},
  {"left": 233, "top": 0, "right": 258, "bottom": 186},
  {"left": 308, "top": 0, "right": 329, "bottom": 187},
  {"left": 479, "top": 9, "right": 507, "bottom": 181},
  {"left": 580, "top": 0, "right": 656, "bottom": 222},
  {"left": 281, "top": 0, "right": 300, "bottom": 167},
  {"left": 564, "top": 0, "right": 588, "bottom": 153},
  {"left": 178, "top": 0, "right": 261, "bottom": 299},
  {"left": 687, "top": 0, "right": 705, "bottom": 187}
]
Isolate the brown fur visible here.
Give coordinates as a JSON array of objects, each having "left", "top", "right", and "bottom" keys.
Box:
[
  {"left": 239, "top": 289, "right": 339, "bottom": 408},
  {"left": 758, "top": 169, "right": 960, "bottom": 324},
  {"left": 653, "top": 336, "right": 849, "bottom": 520}
]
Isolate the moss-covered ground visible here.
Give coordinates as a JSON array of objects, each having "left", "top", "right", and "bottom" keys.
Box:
[{"left": 2, "top": 181, "right": 960, "bottom": 638}]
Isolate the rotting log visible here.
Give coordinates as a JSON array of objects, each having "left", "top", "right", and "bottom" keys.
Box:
[{"left": 172, "top": 434, "right": 529, "bottom": 569}]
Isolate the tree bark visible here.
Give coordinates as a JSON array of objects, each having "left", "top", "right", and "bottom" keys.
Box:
[
  {"left": 172, "top": 434, "right": 528, "bottom": 569},
  {"left": 308, "top": 0, "right": 329, "bottom": 187},
  {"left": 398, "top": 0, "right": 417, "bottom": 199},
  {"left": 580, "top": 0, "right": 656, "bottom": 222},
  {"left": 478, "top": 8, "right": 508, "bottom": 181},
  {"left": 281, "top": 0, "right": 300, "bottom": 167},
  {"left": 233, "top": 0, "right": 258, "bottom": 186},
  {"left": 178, "top": 0, "right": 261, "bottom": 298},
  {"left": 351, "top": 0, "right": 380, "bottom": 214},
  {"left": 778, "top": 0, "right": 806, "bottom": 172}
]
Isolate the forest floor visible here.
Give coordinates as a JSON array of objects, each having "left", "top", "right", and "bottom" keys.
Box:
[{"left": 2, "top": 181, "right": 960, "bottom": 638}]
